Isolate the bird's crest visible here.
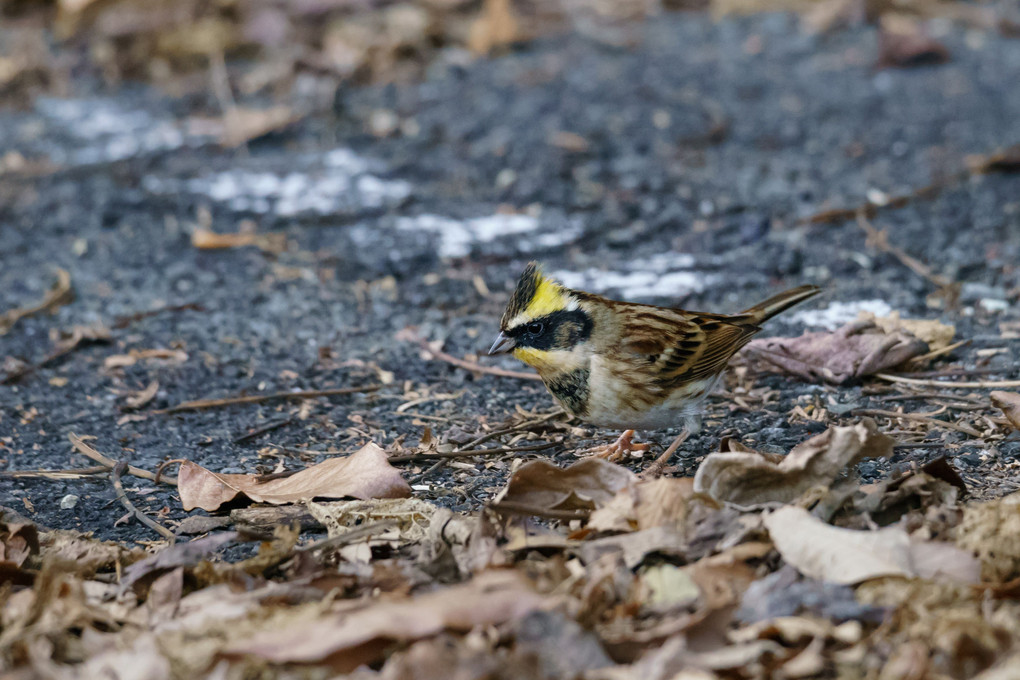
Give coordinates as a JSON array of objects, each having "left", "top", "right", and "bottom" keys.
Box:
[{"left": 500, "top": 262, "right": 573, "bottom": 329}]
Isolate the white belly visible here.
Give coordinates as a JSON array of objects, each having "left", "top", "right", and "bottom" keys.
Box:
[{"left": 579, "top": 357, "right": 719, "bottom": 430}]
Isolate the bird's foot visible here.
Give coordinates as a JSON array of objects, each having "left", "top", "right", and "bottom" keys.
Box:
[{"left": 588, "top": 430, "right": 650, "bottom": 462}]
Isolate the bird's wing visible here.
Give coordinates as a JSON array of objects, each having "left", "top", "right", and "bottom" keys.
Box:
[{"left": 618, "top": 310, "right": 758, "bottom": 388}]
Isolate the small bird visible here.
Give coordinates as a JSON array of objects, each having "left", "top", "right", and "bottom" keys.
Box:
[{"left": 489, "top": 262, "right": 820, "bottom": 459}]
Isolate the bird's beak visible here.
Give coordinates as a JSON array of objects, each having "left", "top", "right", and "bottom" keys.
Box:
[{"left": 488, "top": 331, "right": 515, "bottom": 355}]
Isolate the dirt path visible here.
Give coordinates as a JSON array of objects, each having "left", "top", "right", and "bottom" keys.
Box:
[{"left": 2, "top": 13, "right": 1019, "bottom": 541}]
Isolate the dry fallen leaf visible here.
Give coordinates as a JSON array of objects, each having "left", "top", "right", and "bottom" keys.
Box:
[
  {"left": 187, "top": 106, "right": 303, "bottom": 148},
  {"left": 104, "top": 348, "right": 189, "bottom": 369},
  {"left": 120, "top": 532, "right": 238, "bottom": 592},
  {"left": 191, "top": 228, "right": 286, "bottom": 253},
  {"left": 493, "top": 458, "right": 637, "bottom": 513},
  {"left": 764, "top": 506, "right": 980, "bottom": 585},
  {"left": 694, "top": 420, "right": 894, "bottom": 508},
  {"left": 40, "top": 529, "right": 135, "bottom": 575},
  {"left": 876, "top": 15, "right": 950, "bottom": 69},
  {"left": 745, "top": 319, "right": 929, "bottom": 384},
  {"left": 224, "top": 570, "right": 544, "bottom": 671},
  {"left": 955, "top": 492, "right": 1020, "bottom": 582},
  {"left": 580, "top": 526, "right": 687, "bottom": 569},
  {"left": 858, "top": 311, "right": 955, "bottom": 352},
  {"left": 737, "top": 565, "right": 884, "bottom": 624},
  {"left": 1, "top": 517, "right": 39, "bottom": 569},
  {"left": 854, "top": 457, "right": 965, "bottom": 525},
  {"left": 990, "top": 391, "right": 1020, "bottom": 430},
  {"left": 588, "top": 477, "right": 700, "bottom": 532},
  {"left": 72, "top": 632, "right": 173, "bottom": 680},
  {"left": 467, "top": 0, "right": 520, "bottom": 55},
  {"left": 52, "top": 323, "right": 112, "bottom": 353},
  {"left": 122, "top": 381, "right": 159, "bottom": 410},
  {"left": 308, "top": 498, "right": 437, "bottom": 541},
  {"left": 178, "top": 443, "right": 411, "bottom": 512}
]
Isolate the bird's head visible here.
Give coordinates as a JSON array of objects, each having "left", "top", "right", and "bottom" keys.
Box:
[{"left": 488, "top": 262, "right": 593, "bottom": 371}]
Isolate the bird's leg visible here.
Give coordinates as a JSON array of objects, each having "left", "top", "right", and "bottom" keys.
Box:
[{"left": 590, "top": 430, "right": 651, "bottom": 462}]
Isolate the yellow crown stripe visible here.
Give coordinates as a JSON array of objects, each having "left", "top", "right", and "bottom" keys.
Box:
[{"left": 526, "top": 276, "right": 569, "bottom": 318}]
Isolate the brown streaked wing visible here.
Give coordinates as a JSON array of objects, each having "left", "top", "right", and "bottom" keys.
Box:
[{"left": 619, "top": 310, "right": 758, "bottom": 388}]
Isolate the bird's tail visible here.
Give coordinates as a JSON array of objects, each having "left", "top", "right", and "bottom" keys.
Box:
[{"left": 740, "top": 285, "right": 821, "bottom": 325}]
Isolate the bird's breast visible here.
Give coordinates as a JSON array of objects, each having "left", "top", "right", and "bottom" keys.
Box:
[{"left": 542, "top": 366, "right": 591, "bottom": 418}]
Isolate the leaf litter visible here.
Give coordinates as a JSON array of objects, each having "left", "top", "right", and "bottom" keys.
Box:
[
  {"left": 176, "top": 442, "right": 411, "bottom": 511},
  {"left": 6, "top": 331, "right": 1020, "bottom": 678}
]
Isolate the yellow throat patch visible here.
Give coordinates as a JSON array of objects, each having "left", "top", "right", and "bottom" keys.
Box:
[{"left": 512, "top": 346, "right": 554, "bottom": 370}]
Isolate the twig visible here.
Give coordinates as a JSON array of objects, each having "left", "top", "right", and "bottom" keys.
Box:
[
  {"left": 487, "top": 501, "right": 591, "bottom": 521},
  {"left": 640, "top": 431, "right": 690, "bottom": 479},
  {"left": 407, "top": 459, "right": 447, "bottom": 485},
  {"left": 155, "top": 385, "right": 381, "bottom": 414},
  {"left": 0, "top": 466, "right": 109, "bottom": 480},
  {"left": 233, "top": 416, "right": 294, "bottom": 444},
  {"left": 2, "top": 325, "right": 111, "bottom": 384},
  {"left": 875, "top": 373, "right": 1020, "bottom": 389},
  {"left": 0, "top": 268, "right": 73, "bottom": 335},
  {"left": 111, "top": 461, "right": 174, "bottom": 540},
  {"left": 154, "top": 459, "right": 187, "bottom": 486},
  {"left": 853, "top": 408, "right": 981, "bottom": 437},
  {"left": 388, "top": 440, "right": 559, "bottom": 464},
  {"left": 69, "top": 433, "right": 178, "bottom": 486},
  {"left": 912, "top": 339, "right": 970, "bottom": 363},
  {"left": 267, "top": 445, "right": 344, "bottom": 457},
  {"left": 856, "top": 211, "right": 958, "bottom": 298},
  {"left": 874, "top": 391, "right": 988, "bottom": 404},
  {"left": 893, "top": 367, "right": 1008, "bottom": 379},
  {"left": 800, "top": 179, "right": 948, "bottom": 226},
  {"left": 451, "top": 410, "right": 566, "bottom": 453},
  {"left": 415, "top": 340, "right": 541, "bottom": 381},
  {"left": 113, "top": 302, "right": 205, "bottom": 329},
  {"left": 295, "top": 519, "right": 399, "bottom": 553}
]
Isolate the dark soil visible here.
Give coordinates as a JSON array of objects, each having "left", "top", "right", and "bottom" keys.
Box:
[{"left": 2, "top": 12, "right": 1019, "bottom": 543}]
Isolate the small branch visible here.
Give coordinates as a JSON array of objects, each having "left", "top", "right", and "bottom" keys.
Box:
[
  {"left": 912, "top": 339, "right": 971, "bottom": 364},
  {"left": 488, "top": 501, "right": 591, "bottom": 521},
  {"left": 415, "top": 340, "right": 541, "bottom": 381},
  {"left": 0, "top": 466, "right": 109, "bottom": 480},
  {"left": 875, "top": 373, "right": 1020, "bottom": 389},
  {"left": 113, "top": 302, "right": 205, "bottom": 329},
  {"left": 155, "top": 385, "right": 382, "bottom": 414},
  {"left": 856, "top": 211, "right": 958, "bottom": 299},
  {"left": 640, "top": 431, "right": 690, "bottom": 479},
  {"left": 111, "top": 461, "right": 175, "bottom": 541},
  {"left": 233, "top": 416, "right": 294, "bottom": 444},
  {"left": 69, "top": 433, "right": 178, "bottom": 486},
  {"left": 800, "top": 180, "right": 947, "bottom": 226},
  {"left": 893, "top": 367, "right": 1007, "bottom": 379},
  {"left": 0, "top": 268, "right": 73, "bottom": 335},
  {"left": 853, "top": 408, "right": 981, "bottom": 437},
  {"left": 295, "top": 519, "right": 399, "bottom": 553},
  {"left": 388, "top": 440, "right": 559, "bottom": 464}
]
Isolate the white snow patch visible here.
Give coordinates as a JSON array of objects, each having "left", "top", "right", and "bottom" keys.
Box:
[
  {"left": 552, "top": 267, "right": 713, "bottom": 301},
  {"left": 787, "top": 300, "right": 894, "bottom": 329},
  {"left": 36, "top": 97, "right": 188, "bottom": 165},
  {"left": 143, "top": 148, "right": 411, "bottom": 216},
  {"left": 396, "top": 213, "right": 580, "bottom": 258}
]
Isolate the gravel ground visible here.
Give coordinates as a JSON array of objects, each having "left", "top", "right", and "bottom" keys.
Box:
[{"left": 2, "top": 12, "right": 1019, "bottom": 542}]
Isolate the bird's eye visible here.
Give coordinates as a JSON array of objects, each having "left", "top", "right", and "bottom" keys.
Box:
[{"left": 526, "top": 322, "right": 545, "bottom": 336}]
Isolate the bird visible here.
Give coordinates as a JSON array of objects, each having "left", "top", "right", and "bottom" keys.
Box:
[{"left": 488, "top": 262, "right": 821, "bottom": 459}]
